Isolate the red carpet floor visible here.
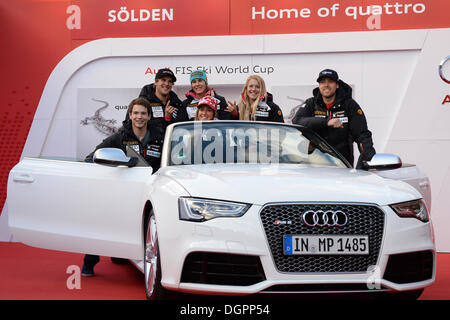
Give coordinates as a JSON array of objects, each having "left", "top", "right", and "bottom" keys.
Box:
[{"left": 0, "top": 242, "right": 449, "bottom": 300}]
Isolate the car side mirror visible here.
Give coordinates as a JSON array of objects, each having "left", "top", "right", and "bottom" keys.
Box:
[
  {"left": 362, "top": 153, "right": 402, "bottom": 171},
  {"left": 93, "top": 148, "right": 138, "bottom": 167}
]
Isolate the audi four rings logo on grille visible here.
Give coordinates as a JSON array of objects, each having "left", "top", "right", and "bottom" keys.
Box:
[{"left": 302, "top": 210, "right": 348, "bottom": 227}]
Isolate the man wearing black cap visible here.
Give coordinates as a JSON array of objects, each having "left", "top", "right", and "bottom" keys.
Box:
[
  {"left": 293, "top": 69, "right": 375, "bottom": 168},
  {"left": 138, "top": 68, "right": 183, "bottom": 133}
]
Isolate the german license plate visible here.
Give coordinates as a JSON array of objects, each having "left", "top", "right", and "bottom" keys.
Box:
[{"left": 283, "top": 235, "right": 369, "bottom": 255}]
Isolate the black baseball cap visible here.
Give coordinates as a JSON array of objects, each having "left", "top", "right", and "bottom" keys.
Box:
[
  {"left": 316, "top": 69, "right": 339, "bottom": 82},
  {"left": 155, "top": 68, "right": 177, "bottom": 82}
]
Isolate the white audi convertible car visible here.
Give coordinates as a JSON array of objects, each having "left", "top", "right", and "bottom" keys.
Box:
[{"left": 7, "top": 121, "right": 435, "bottom": 299}]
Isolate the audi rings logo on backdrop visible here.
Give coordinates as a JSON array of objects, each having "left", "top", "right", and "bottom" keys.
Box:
[
  {"left": 302, "top": 210, "right": 348, "bottom": 227},
  {"left": 439, "top": 56, "right": 450, "bottom": 84}
]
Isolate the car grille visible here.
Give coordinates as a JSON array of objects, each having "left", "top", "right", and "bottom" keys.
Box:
[{"left": 260, "top": 203, "right": 385, "bottom": 273}]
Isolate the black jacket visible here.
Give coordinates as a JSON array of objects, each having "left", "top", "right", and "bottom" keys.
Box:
[
  {"left": 85, "top": 119, "right": 165, "bottom": 173},
  {"left": 179, "top": 89, "right": 239, "bottom": 121},
  {"left": 292, "top": 80, "right": 375, "bottom": 167},
  {"left": 138, "top": 83, "right": 183, "bottom": 130},
  {"left": 239, "top": 92, "right": 284, "bottom": 122}
]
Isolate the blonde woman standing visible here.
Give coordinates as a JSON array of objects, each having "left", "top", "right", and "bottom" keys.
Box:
[{"left": 228, "top": 75, "right": 284, "bottom": 122}]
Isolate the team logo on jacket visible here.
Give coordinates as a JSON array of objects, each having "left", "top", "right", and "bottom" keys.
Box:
[
  {"left": 187, "top": 105, "right": 197, "bottom": 119},
  {"left": 333, "top": 111, "right": 345, "bottom": 117},
  {"left": 152, "top": 106, "right": 164, "bottom": 118},
  {"left": 147, "top": 144, "right": 162, "bottom": 158},
  {"left": 211, "top": 97, "right": 221, "bottom": 110},
  {"left": 130, "top": 144, "right": 140, "bottom": 153},
  {"left": 255, "top": 111, "right": 269, "bottom": 117},
  {"left": 147, "top": 150, "right": 161, "bottom": 158}
]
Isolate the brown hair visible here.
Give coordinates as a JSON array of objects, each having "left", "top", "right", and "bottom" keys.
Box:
[{"left": 128, "top": 97, "right": 151, "bottom": 115}]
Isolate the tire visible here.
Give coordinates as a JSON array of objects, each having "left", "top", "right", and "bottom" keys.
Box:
[{"left": 144, "top": 211, "right": 168, "bottom": 300}]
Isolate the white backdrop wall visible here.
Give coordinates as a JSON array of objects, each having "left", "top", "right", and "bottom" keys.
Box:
[{"left": 1, "top": 30, "right": 449, "bottom": 251}]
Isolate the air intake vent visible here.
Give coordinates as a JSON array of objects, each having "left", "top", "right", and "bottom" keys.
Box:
[
  {"left": 263, "top": 283, "right": 388, "bottom": 293},
  {"left": 383, "top": 250, "right": 433, "bottom": 284},
  {"left": 181, "top": 252, "right": 266, "bottom": 286}
]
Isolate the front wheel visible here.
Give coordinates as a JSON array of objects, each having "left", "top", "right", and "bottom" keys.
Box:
[{"left": 144, "top": 211, "right": 168, "bottom": 300}]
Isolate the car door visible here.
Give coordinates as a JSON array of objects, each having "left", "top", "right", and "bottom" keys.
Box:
[{"left": 7, "top": 157, "right": 152, "bottom": 260}]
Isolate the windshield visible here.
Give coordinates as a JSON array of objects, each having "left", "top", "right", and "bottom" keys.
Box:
[{"left": 167, "top": 122, "right": 348, "bottom": 168}]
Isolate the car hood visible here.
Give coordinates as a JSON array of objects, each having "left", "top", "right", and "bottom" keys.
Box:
[{"left": 158, "top": 164, "right": 421, "bottom": 206}]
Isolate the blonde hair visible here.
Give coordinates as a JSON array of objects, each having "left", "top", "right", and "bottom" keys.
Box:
[{"left": 238, "top": 75, "right": 267, "bottom": 120}]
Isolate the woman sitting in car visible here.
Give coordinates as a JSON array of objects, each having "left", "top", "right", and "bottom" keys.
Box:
[{"left": 194, "top": 96, "right": 218, "bottom": 121}]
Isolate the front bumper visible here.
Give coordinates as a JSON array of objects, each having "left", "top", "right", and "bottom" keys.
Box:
[{"left": 157, "top": 203, "right": 435, "bottom": 295}]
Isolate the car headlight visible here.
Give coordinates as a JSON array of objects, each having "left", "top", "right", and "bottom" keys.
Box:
[
  {"left": 390, "top": 199, "right": 429, "bottom": 222},
  {"left": 178, "top": 198, "right": 251, "bottom": 222}
]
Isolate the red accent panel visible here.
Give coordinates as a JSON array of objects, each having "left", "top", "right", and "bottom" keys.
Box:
[
  {"left": 71, "top": 0, "right": 230, "bottom": 39},
  {"left": 0, "top": 0, "right": 74, "bottom": 211},
  {"left": 230, "top": 0, "right": 450, "bottom": 35}
]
